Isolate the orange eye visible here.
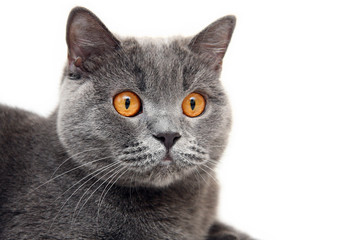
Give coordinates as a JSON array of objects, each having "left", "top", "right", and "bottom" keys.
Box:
[
  {"left": 182, "top": 92, "right": 206, "bottom": 117},
  {"left": 113, "top": 91, "right": 141, "bottom": 117}
]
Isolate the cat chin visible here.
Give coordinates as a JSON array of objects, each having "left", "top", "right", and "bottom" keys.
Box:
[
  {"left": 114, "top": 160, "right": 198, "bottom": 188},
  {"left": 137, "top": 175, "right": 183, "bottom": 188},
  {"left": 128, "top": 171, "right": 194, "bottom": 188},
  {"left": 145, "top": 164, "right": 196, "bottom": 187}
]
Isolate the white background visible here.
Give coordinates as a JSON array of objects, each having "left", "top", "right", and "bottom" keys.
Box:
[{"left": 0, "top": 1, "right": 360, "bottom": 240}]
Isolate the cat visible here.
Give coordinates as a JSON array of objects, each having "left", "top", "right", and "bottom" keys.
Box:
[{"left": 0, "top": 6, "right": 254, "bottom": 240}]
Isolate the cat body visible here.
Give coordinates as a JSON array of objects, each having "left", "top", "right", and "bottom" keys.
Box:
[
  {"left": 0, "top": 7, "right": 253, "bottom": 240},
  {"left": 0, "top": 109, "right": 216, "bottom": 239}
]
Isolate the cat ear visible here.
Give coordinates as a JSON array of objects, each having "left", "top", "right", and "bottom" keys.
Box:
[
  {"left": 189, "top": 15, "right": 236, "bottom": 69},
  {"left": 66, "top": 7, "right": 120, "bottom": 71}
]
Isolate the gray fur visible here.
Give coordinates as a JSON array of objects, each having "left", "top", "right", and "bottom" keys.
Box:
[{"left": 0, "top": 7, "right": 254, "bottom": 240}]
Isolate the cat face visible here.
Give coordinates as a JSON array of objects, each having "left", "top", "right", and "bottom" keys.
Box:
[{"left": 57, "top": 7, "right": 235, "bottom": 187}]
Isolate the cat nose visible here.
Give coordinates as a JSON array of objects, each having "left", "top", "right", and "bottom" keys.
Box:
[{"left": 153, "top": 132, "right": 181, "bottom": 150}]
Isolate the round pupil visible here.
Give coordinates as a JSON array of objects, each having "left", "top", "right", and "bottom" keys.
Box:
[
  {"left": 190, "top": 98, "right": 196, "bottom": 110},
  {"left": 125, "top": 98, "right": 130, "bottom": 109}
]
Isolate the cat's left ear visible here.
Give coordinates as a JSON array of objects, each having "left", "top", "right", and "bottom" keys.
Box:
[
  {"left": 66, "top": 7, "right": 120, "bottom": 72},
  {"left": 189, "top": 15, "right": 236, "bottom": 70}
]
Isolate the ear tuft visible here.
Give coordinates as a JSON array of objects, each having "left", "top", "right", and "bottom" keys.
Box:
[
  {"left": 66, "top": 7, "right": 119, "bottom": 71},
  {"left": 189, "top": 15, "right": 236, "bottom": 68}
]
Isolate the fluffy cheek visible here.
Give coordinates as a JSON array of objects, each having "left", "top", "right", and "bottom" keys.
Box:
[
  {"left": 192, "top": 103, "right": 232, "bottom": 161},
  {"left": 57, "top": 87, "right": 148, "bottom": 171},
  {"left": 57, "top": 102, "right": 107, "bottom": 167},
  {"left": 56, "top": 84, "right": 115, "bottom": 169}
]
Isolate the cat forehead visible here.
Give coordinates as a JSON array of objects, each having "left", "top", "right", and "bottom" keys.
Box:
[
  {"left": 71, "top": 36, "right": 218, "bottom": 101},
  {"left": 131, "top": 36, "right": 177, "bottom": 47},
  {"left": 120, "top": 36, "right": 190, "bottom": 62},
  {"left": 109, "top": 37, "right": 210, "bottom": 93}
]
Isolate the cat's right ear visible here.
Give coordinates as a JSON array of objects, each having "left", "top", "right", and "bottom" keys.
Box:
[{"left": 66, "top": 7, "right": 120, "bottom": 74}]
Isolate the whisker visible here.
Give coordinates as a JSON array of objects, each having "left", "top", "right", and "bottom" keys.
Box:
[
  {"left": 203, "top": 161, "right": 219, "bottom": 171},
  {"left": 206, "top": 160, "right": 218, "bottom": 166},
  {"left": 52, "top": 161, "right": 119, "bottom": 204},
  {"left": 198, "top": 165, "right": 219, "bottom": 185},
  {"left": 192, "top": 167, "right": 202, "bottom": 191},
  {"left": 71, "top": 164, "right": 125, "bottom": 224},
  {"left": 202, "top": 163, "right": 218, "bottom": 175},
  {"left": 96, "top": 167, "right": 130, "bottom": 224},
  {"left": 30, "top": 156, "right": 113, "bottom": 194},
  {"left": 48, "top": 161, "right": 120, "bottom": 232},
  {"left": 51, "top": 147, "right": 108, "bottom": 178},
  {"left": 97, "top": 165, "right": 128, "bottom": 214},
  {"left": 195, "top": 168, "right": 208, "bottom": 185}
]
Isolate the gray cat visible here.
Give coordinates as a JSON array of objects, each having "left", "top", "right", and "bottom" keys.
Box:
[{"left": 0, "top": 7, "right": 254, "bottom": 240}]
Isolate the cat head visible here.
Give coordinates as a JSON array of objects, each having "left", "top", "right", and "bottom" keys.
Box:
[{"left": 57, "top": 7, "right": 236, "bottom": 187}]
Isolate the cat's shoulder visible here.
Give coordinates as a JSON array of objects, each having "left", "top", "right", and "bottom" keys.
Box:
[
  {"left": 0, "top": 104, "right": 47, "bottom": 183},
  {"left": 0, "top": 104, "right": 45, "bottom": 142}
]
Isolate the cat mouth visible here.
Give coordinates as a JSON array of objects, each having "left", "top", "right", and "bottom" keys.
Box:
[
  {"left": 160, "top": 153, "right": 173, "bottom": 164},
  {"left": 163, "top": 153, "right": 173, "bottom": 161}
]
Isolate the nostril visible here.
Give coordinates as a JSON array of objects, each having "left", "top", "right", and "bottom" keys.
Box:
[
  {"left": 173, "top": 134, "right": 181, "bottom": 144},
  {"left": 153, "top": 132, "right": 181, "bottom": 150},
  {"left": 153, "top": 135, "right": 166, "bottom": 143}
]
